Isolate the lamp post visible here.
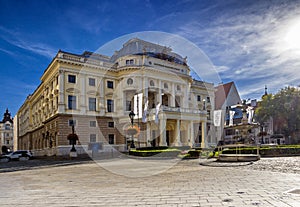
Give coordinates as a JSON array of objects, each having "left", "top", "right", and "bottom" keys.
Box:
[
  {"left": 67, "top": 124, "right": 79, "bottom": 157},
  {"left": 129, "top": 111, "right": 136, "bottom": 148},
  {"left": 260, "top": 124, "right": 265, "bottom": 144}
]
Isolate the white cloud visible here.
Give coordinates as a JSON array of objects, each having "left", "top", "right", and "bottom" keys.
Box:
[
  {"left": 0, "top": 26, "right": 56, "bottom": 59},
  {"left": 173, "top": 0, "right": 300, "bottom": 99}
]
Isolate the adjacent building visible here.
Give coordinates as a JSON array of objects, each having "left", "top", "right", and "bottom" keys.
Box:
[
  {"left": 17, "top": 38, "right": 216, "bottom": 156},
  {"left": 0, "top": 109, "right": 14, "bottom": 153}
]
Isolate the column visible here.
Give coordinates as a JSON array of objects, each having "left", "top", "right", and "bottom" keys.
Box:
[
  {"left": 58, "top": 70, "right": 65, "bottom": 113},
  {"left": 159, "top": 116, "right": 167, "bottom": 146},
  {"left": 171, "top": 83, "right": 175, "bottom": 107},
  {"left": 183, "top": 85, "right": 189, "bottom": 108},
  {"left": 175, "top": 119, "right": 182, "bottom": 146},
  {"left": 201, "top": 121, "right": 207, "bottom": 148},
  {"left": 157, "top": 80, "right": 162, "bottom": 104},
  {"left": 146, "top": 122, "right": 151, "bottom": 146},
  {"left": 190, "top": 121, "right": 194, "bottom": 147},
  {"left": 80, "top": 74, "right": 86, "bottom": 114},
  {"left": 143, "top": 77, "right": 148, "bottom": 104},
  {"left": 99, "top": 78, "right": 105, "bottom": 116}
]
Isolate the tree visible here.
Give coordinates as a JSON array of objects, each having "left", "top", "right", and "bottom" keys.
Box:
[{"left": 255, "top": 86, "right": 300, "bottom": 143}]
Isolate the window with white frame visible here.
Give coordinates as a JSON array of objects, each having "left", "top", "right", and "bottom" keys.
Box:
[
  {"left": 68, "top": 75, "right": 76, "bottom": 83},
  {"left": 89, "top": 78, "right": 96, "bottom": 86},
  {"left": 68, "top": 95, "right": 77, "bottom": 109},
  {"left": 90, "top": 121, "right": 96, "bottom": 127},
  {"left": 107, "top": 99, "right": 114, "bottom": 112},
  {"left": 89, "top": 97, "right": 96, "bottom": 111},
  {"left": 107, "top": 81, "right": 114, "bottom": 89},
  {"left": 90, "top": 134, "right": 96, "bottom": 143},
  {"left": 126, "top": 59, "right": 134, "bottom": 65}
]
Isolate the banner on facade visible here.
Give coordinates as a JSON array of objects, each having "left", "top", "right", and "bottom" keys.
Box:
[
  {"left": 142, "top": 100, "right": 148, "bottom": 123},
  {"left": 229, "top": 110, "right": 235, "bottom": 126},
  {"left": 247, "top": 106, "right": 254, "bottom": 124},
  {"left": 155, "top": 103, "right": 161, "bottom": 124},
  {"left": 134, "top": 93, "right": 143, "bottom": 119},
  {"left": 213, "top": 110, "right": 222, "bottom": 126}
]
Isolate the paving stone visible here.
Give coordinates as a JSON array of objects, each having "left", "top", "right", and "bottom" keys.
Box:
[{"left": 0, "top": 157, "right": 300, "bottom": 206}]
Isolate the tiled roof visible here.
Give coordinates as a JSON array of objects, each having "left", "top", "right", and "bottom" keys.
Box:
[{"left": 215, "top": 82, "right": 234, "bottom": 110}]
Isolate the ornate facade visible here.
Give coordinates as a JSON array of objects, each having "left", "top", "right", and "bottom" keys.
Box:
[
  {"left": 17, "top": 38, "right": 215, "bottom": 156},
  {"left": 0, "top": 109, "right": 14, "bottom": 153}
]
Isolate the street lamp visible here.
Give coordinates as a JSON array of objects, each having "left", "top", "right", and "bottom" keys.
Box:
[
  {"left": 67, "top": 124, "right": 79, "bottom": 157},
  {"left": 129, "top": 111, "right": 136, "bottom": 148},
  {"left": 260, "top": 124, "right": 265, "bottom": 144}
]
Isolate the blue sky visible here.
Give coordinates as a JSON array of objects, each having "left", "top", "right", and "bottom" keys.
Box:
[{"left": 1, "top": 0, "right": 300, "bottom": 116}]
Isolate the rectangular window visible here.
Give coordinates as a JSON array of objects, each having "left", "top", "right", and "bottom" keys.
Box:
[
  {"left": 197, "top": 95, "right": 201, "bottom": 102},
  {"left": 89, "top": 97, "right": 96, "bottom": 111},
  {"left": 68, "top": 95, "right": 77, "bottom": 110},
  {"left": 108, "top": 122, "right": 114, "bottom": 128},
  {"left": 68, "top": 75, "right": 76, "bottom": 83},
  {"left": 68, "top": 119, "right": 76, "bottom": 126},
  {"left": 126, "top": 100, "right": 132, "bottom": 111},
  {"left": 89, "top": 78, "right": 95, "bottom": 86},
  {"left": 107, "top": 99, "right": 114, "bottom": 112},
  {"left": 90, "top": 134, "right": 96, "bottom": 143},
  {"left": 207, "top": 110, "right": 211, "bottom": 119},
  {"left": 90, "top": 121, "right": 96, "bottom": 127},
  {"left": 207, "top": 96, "right": 211, "bottom": 103},
  {"left": 126, "top": 59, "right": 134, "bottom": 65},
  {"left": 108, "top": 134, "right": 114, "bottom": 144},
  {"left": 107, "top": 81, "right": 114, "bottom": 89}
]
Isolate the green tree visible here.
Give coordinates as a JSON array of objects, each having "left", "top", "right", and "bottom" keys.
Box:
[{"left": 255, "top": 86, "right": 300, "bottom": 143}]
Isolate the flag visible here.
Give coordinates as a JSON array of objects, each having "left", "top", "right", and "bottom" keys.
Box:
[
  {"left": 247, "top": 106, "right": 254, "bottom": 124},
  {"left": 213, "top": 110, "right": 222, "bottom": 126},
  {"left": 142, "top": 100, "right": 148, "bottom": 123},
  {"left": 134, "top": 93, "right": 143, "bottom": 119},
  {"left": 229, "top": 110, "right": 235, "bottom": 126},
  {"left": 155, "top": 103, "right": 161, "bottom": 124}
]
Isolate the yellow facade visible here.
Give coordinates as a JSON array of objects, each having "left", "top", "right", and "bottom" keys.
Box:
[{"left": 17, "top": 38, "right": 215, "bottom": 156}]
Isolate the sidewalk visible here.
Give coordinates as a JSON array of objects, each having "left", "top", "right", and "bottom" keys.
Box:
[{"left": 1, "top": 156, "right": 300, "bottom": 206}]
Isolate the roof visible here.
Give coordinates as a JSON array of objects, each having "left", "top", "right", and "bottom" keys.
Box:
[
  {"left": 110, "top": 38, "right": 187, "bottom": 65},
  {"left": 215, "top": 82, "right": 234, "bottom": 110},
  {"left": 215, "top": 81, "right": 242, "bottom": 110},
  {"left": 1, "top": 108, "right": 13, "bottom": 124}
]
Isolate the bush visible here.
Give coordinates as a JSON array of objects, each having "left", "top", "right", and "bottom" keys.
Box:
[
  {"left": 129, "top": 147, "right": 180, "bottom": 157},
  {"left": 220, "top": 145, "right": 300, "bottom": 157}
]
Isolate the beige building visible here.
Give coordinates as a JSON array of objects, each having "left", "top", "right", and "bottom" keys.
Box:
[{"left": 17, "top": 38, "right": 216, "bottom": 156}]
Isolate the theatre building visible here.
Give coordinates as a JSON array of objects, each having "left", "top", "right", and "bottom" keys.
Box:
[{"left": 17, "top": 38, "right": 216, "bottom": 156}]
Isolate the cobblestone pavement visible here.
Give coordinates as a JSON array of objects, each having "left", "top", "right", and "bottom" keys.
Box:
[{"left": 0, "top": 157, "right": 300, "bottom": 206}]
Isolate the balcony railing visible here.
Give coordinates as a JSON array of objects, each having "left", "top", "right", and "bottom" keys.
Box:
[{"left": 148, "top": 105, "right": 206, "bottom": 115}]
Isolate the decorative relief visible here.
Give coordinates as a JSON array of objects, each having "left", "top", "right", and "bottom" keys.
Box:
[{"left": 66, "top": 88, "right": 80, "bottom": 94}]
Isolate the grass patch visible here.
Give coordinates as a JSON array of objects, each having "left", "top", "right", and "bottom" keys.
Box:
[{"left": 129, "top": 147, "right": 181, "bottom": 157}]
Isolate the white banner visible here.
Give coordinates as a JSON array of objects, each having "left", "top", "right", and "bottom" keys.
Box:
[
  {"left": 155, "top": 103, "right": 161, "bottom": 124},
  {"left": 229, "top": 110, "right": 235, "bottom": 126},
  {"left": 247, "top": 106, "right": 254, "bottom": 124},
  {"left": 142, "top": 100, "right": 148, "bottom": 123},
  {"left": 134, "top": 93, "right": 143, "bottom": 119},
  {"left": 213, "top": 110, "right": 222, "bottom": 126}
]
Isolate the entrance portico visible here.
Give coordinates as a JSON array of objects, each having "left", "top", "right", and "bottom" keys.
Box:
[{"left": 140, "top": 108, "right": 207, "bottom": 148}]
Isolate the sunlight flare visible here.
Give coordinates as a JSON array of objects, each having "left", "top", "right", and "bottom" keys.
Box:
[{"left": 284, "top": 21, "right": 300, "bottom": 50}]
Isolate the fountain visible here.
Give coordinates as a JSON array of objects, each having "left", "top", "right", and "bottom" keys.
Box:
[{"left": 217, "top": 100, "right": 260, "bottom": 162}]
